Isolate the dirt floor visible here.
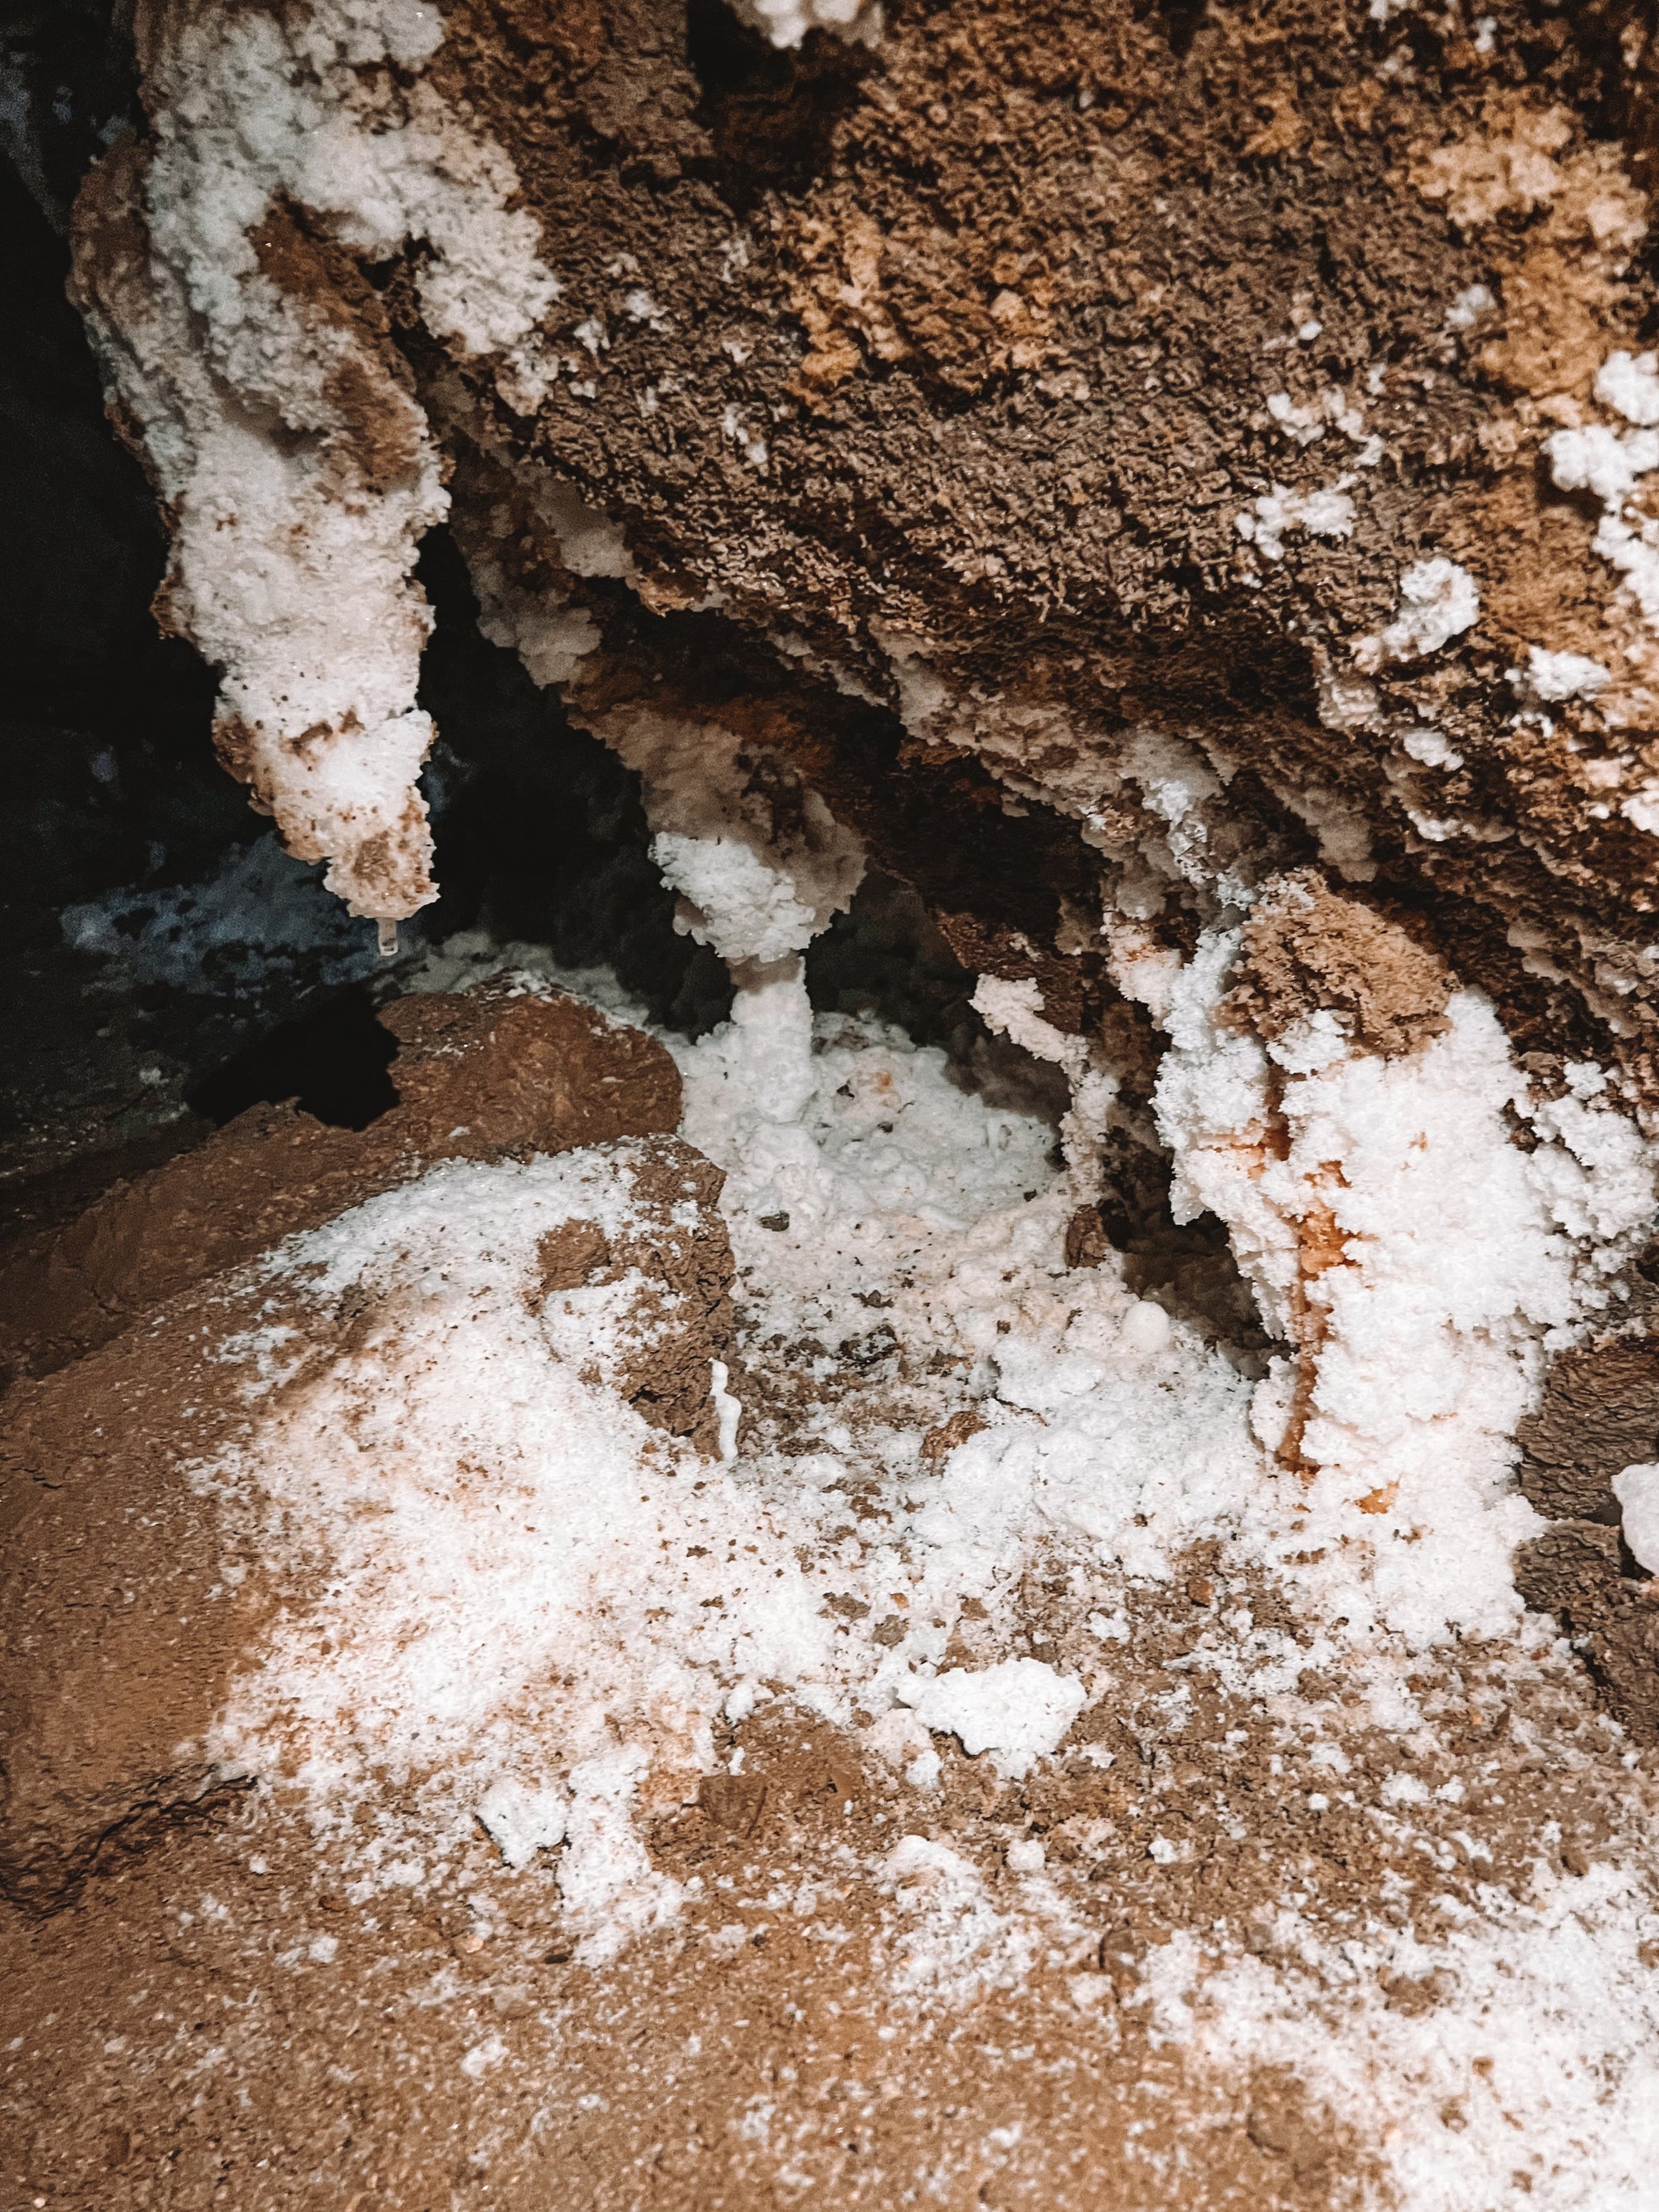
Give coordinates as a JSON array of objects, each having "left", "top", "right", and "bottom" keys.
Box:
[{"left": 3, "top": 1582, "right": 1656, "bottom": 2209}]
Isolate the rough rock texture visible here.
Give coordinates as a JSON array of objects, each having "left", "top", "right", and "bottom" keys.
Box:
[
  {"left": 61, "top": 0, "right": 1659, "bottom": 1106},
  {"left": 1515, "top": 1515, "right": 1659, "bottom": 1743},
  {"left": 1516, "top": 1335, "right": 1659, "bottom": 1522},
  {"left": 1221, "top": 870, "right": 1452, "bottom": 1059},
  {"left": 529, "top": 1136, "right": 738, "bottom": 1450},
  {"left": 1510, "top": 1330, "right": 1659, "bottom": 1740},
  {"left": 0, "top": 974, "right": 680, "bottom": 1384}
]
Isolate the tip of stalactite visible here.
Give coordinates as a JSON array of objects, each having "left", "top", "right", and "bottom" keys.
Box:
[{"left": 377, "top": 919, "right": 398, "bottom": 959}]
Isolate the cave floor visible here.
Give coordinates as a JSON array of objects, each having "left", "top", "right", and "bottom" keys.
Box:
[{"left": 2, "top": 970, "right": 1657, "bottom": 2211}]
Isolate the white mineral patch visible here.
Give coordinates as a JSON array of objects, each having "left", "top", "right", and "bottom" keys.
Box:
[
  {"left": 651, "top": 831, "right": 825, "bottom": 966},
  {"left": 1546, "top": 423, "right": 1659, "bottom": 508},
  {"left": 1545, "top": 363, "right": 1659, "bottom": 639},
  {"left": 899, "top": 1660, "right": 1087, "bottom": 1780},
  {"left": 1356, "top": 557, "right": 1481, "bottom": 668},
  {"left": 1511, "top": 645, "right": 1613, "bottom": 704},
  {"left": 1613, "top": 1462, "right": 1659, "bottom": 1573},
  {"left": 74, "top": 0, "right": 562, "bottom": 916},
  {"left": 1151, "top": 933, "right": 1653, "bottom": 1652},
  {"left": 730, "top": 0, "right": 879, "bottom": 48},
  {"left": 1596, "top": 348, "right": 1659, "bottom": 427},
  {"left": 1234, "top": 481, "right": 1356, "bottom": 561}
]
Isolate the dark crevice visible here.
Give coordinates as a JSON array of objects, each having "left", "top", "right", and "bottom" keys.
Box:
[
  {"left": 415, "top": 524, "right": 733, "bottom": 1038},
  {"left": 186, "top": 984, "right": 399, "bottom": 1131},
  {"left": 684, "top": 0, "right": 875, "bottom": 212}
]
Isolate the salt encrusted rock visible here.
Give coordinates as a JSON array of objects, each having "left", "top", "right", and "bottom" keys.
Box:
[
  {"left": 0, "top": 975, "right": 690, "bottom": 1907},
  {"left": 65, "top": 0, "right": 1659, "bottom": 1106},
  {"left": 0, "top": 976, "right": 680, "bottom": 1384},
  {"left": 0, "top": 1121, "right": 736, "bottom": 1910},
  {"left": 39, "top": 0, "right": 1659, "bottom": 1759},
  {"left": 529, "top": 1136, "right": 739, "bottom": 1455}
]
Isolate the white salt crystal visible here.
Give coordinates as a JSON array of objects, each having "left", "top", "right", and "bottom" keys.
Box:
[
  {"left": 1613, "top": 1463, "right": 1659, "bottom": 1573},
  {"left": 902, "top": 1660, "right": 1086, "bottom": 1781}
]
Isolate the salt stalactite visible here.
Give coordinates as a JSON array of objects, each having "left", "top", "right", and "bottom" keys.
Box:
[
  {"left": 450, "top": 458, "right": 869, "bottom": 1206},
  {"left": 67, "top": 0, "right": 559, "bottom": 921}
]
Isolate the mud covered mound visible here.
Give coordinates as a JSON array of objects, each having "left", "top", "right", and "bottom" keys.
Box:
[
  {"left": 3, "top": 971, "right": 1659, "bottom": 2209},
  {"left": 0, "top": 978, "right": 708, "bottom": 1909},
  {"left": 0, "top": 972, "right": 681, "bottom": 1385}
]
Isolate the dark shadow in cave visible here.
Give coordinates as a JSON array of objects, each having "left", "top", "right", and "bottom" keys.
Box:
[
  {"left": 414, "top": 527, "right": 733, "bottom": 1040},
  {"left": 683, "top": 0, "right": 875, "bottom": 212},
  {"left": 185, "top": 984, "right": 399, "bottom": 1131}
]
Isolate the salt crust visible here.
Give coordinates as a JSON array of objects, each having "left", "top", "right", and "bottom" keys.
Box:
[
  {"left": 899, "top": 1659, "right": 1087, "bottom": 1781},
  {"left": 1352, "top": 556, "right": 1481, "bottom": 672},
  {"left": 1233, "top": 480, "right": 1356, "bottom": 562},
  {"left": 1154, "top": 946, "right": 1652, "bottom": 1650},
  {"left": 1542, "top": 346, "right": 1659, "bottom": 832},
  {"left": 1511, "top": 644, "right": 1613, "bottom": 705},
  {"left": 873, "top": 658, "right": 1655, "bottom": 1663},
  {"left": 190, "top": 965, "right": 1659, "bottom": 2199}
]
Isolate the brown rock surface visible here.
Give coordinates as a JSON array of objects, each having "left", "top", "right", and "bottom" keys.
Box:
[
  {"left": 0, "top": 988, "right": 703, "bottom": 1914},
  {"left": 1516, "top": 1338, "right": 1659, "bottom": 1524},
  {"left": 63, "top": 0, "right": 1659, "bottom": 1105},
  {"left": 1222, "top": 870, "right": 1452, "bottom": 1059},
  {"left": 0, "top": 976, "right": 680, "bottom": 1386},
  {"left": 530, "top": 1136, "right": 737, "bottom": 1451},
  {"left": 1514, "top": 1516, "right": 1659, "bottom": 1743},
  {"left": 0, "top": 1275, "right": 270, "bottom": 1913}
]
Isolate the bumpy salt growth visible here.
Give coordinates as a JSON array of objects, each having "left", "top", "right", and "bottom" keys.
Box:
[
  {"left": 1194, "top": 1862, "right": 1659, "bottom": 2212},
  {"left": 181, "top": 955, "right": 1659, "bottom": 2195},
  {"left": 1541, "top": 350, "right": 1659, "bottom": 831},
  {"left": 1354, "top": 556, "right": 1481, "bottom": 668},
  {"left": 1613, "top": 1462, "right": 1659, "bottom": 1573},
  {"left": 1148, "top": 928, "right": 1652, "bottom": 1652},
  {"left": 899, "top": 1659, "right": 1086, "bottom": 1780},
  {"left": 71, "top": 0, "right": 559, "bottom": 916},
  {"left": 197, "top": 977, "right": 1260, "bottom": 1939},
  {"left": 729, "top": 0, "right": 881, "bottom": 50}
]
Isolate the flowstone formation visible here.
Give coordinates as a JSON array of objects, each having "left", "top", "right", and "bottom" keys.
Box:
[{"left": 7, "top": 2, "right": 1659, "bottom": 2206}]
